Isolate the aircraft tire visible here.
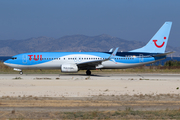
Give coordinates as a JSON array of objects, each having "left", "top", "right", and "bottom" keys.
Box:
[
  {"left": 86, "top": 70, "right": 91, "bottom": 75},
  {"left": 19, "top": 71, "right": 23, "bottom": 75}
]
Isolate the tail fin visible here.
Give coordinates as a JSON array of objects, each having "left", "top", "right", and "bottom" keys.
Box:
[{"left": 130, "top": 22, "right": 172, "bottom": 53}]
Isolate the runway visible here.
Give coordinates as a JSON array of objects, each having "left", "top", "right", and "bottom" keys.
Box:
[
  {"left": 1, "top": 73, "right": 180, "bottom": 80},
  {"left": 0, "top": 74, "right": 180, "bottom": 97}
]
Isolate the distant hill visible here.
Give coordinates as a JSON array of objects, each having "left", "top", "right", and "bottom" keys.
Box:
[{"left": 0, "top": 34, "right": 179, "bottom": 57}]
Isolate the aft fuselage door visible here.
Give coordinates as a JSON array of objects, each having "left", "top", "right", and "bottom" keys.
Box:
[{"left": 139, "top": 54, "right": 144, "bottom": 63}]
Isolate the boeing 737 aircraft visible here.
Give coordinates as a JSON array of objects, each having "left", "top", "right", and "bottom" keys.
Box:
[{"left": 4, "top": 22, "right": 173, "bottom": 75}]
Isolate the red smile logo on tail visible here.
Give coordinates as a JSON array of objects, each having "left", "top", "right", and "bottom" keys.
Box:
[{"left": 153, "top": 37, "right": 166, "bottom": 48}]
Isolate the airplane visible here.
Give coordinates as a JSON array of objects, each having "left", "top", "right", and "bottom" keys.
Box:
[{"left": 4, "top": 22, "right": 173, "bottom": 75}]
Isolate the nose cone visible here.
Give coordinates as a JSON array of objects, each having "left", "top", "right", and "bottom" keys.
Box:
[
  {"left": 3, "top": 59, "right": 10, "bottom": 67},
  {"left": 3, "top": 60, "right": 8, "bottom": 66}
]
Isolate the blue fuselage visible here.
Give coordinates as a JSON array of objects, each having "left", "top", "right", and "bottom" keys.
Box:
[{"left": 4, "top": 52, "right": 165, "bottom": 70}]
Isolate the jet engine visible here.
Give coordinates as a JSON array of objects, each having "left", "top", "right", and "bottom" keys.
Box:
[{"left": 61, "top": 64, "right": 78, "bottom": 73}]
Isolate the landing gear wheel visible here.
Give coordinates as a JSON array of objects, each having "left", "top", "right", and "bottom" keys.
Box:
[
  {"left": 86, "top": 70, "right": 91, "bottom": 75},
  {"left": 19, "top": 71, "right": 23, "bottom": 75}
]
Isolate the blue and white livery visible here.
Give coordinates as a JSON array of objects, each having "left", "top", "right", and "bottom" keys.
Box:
[{"left": 4, "top": 22, "right": 173, "bottom": 75}]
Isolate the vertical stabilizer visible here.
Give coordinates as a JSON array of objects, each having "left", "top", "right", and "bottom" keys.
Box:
[{"left": 130, "top": 22, "right": 172, "bottom": 53}]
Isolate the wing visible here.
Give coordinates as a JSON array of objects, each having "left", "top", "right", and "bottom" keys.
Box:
[{"left": 77, "top": 47, "right": 119, "bottom": 70}]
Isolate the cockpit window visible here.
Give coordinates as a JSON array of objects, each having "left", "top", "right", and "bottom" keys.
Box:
[{"left": 11, "top": 57, "right": 17, "bottom": 60}]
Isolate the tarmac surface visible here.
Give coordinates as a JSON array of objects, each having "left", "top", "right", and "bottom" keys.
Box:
[{"left": 0, "top": 73, "right": 180, "bottom": 97}]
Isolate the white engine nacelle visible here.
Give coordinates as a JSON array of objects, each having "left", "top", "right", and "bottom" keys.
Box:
[{"left": 61, "top": 64, "right": 78, "bottom": 73}]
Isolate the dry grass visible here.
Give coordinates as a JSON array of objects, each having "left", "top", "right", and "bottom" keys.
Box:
[
  {"left": 1, "top": 99, "right": 180, "bottom": 108},
  {"left": 1, "top": 94, "right": 180, "bottom": 119},
  {"left": 0, "top": 109, "right": 180, "bottom": 119}
]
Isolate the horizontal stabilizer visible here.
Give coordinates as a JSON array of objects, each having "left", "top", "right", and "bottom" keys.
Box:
[{"left": 153, "top": 51, "right": 174, "bottom": 57}]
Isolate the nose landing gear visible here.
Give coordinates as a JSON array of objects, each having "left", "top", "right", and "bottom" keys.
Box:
[{"left": 86, "top": 70, "right": 91, "bottom": 75}]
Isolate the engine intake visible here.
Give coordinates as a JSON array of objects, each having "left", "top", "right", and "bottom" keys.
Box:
[{"left": 61, "top": 64, "right": 78, "bottom": 73}]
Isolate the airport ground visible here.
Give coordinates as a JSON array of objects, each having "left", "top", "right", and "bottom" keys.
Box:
[{"left": 0, "top": 73, "right": 180, "bottom": 119}]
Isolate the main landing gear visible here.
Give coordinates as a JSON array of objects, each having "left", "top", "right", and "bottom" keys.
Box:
[
  {"left": 13, "top": 68, "right": 23, "bottom": 75},
  {"left": 19, "top": 71, "right": 23, "bottom": 75},
  {"left": 86, "top": 70, "right": 91, "bottom": 75}
]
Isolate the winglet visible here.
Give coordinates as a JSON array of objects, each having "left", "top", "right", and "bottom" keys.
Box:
[
  {"left": 109, "top": 47, "right": 119, "bottom": 59},
  {"left": 109, "top": 48, "right": 113, "bottom": 52}
]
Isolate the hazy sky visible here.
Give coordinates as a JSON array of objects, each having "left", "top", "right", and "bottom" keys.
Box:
[{"left": 0, "top": 0, "right": 179, "bottom": 47}]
